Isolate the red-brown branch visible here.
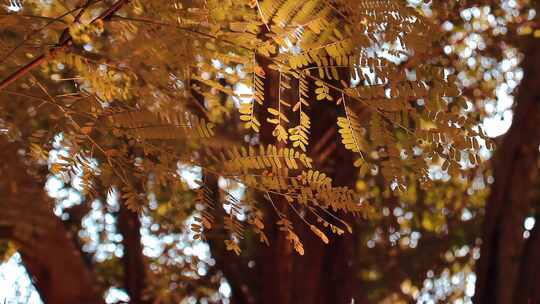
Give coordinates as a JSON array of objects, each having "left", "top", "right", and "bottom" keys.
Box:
[{"left": 0, "top": 0, "right": 130, "bottom": 92}]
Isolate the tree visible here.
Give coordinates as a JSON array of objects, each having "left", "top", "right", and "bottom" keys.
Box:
[{"left": 0, "top": 0, "right": 537, "bottom": 303}]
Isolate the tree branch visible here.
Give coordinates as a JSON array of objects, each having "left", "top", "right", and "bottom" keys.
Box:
[{"left": 0, "top": 0, "right": 131, "bottom": 92}]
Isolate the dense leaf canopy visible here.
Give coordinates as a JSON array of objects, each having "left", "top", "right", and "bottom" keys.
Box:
[{"left": 0, "top": 0, "right": 539, "bottom": 303}]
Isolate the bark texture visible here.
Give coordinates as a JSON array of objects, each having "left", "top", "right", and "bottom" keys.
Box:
[
  {"left": 515, "top": 213, "right": 540, "bottom": 304},
  {"left": 0, "top": 140, "right": 103, "bottom": 304},
  {"left": 473, "top": 38, "right": 540, "bottom": 304},
  {"left": 118, "top": 201, "right": 149, "bottom": 304},
  {"left": 220, "top": 56, "right": 369, "bottom": 304}
]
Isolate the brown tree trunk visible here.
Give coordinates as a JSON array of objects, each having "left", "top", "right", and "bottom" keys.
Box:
[
  {"left": 257, "top": 54, "right": 295, "bottom": 304},
  {"left": 203, "top": 173, "right": 257, "bottom": 304},
  {"left": 244, "top": 56, "right": 367, "bottom": 304},
  {"left": 473, "top": 38, "right": 540, "bottom": 304},
  {"left": 118, "top": 201, "right": 149, "bottom": 304},
  {"left": 289, "top": 95, "right": 367, "bottom": 304},
  {"left": 0, "top": 140, "right": 103, "bottom": 304},
  {"left": 515, "top": 213, "right": 540, "bottom": 304}
]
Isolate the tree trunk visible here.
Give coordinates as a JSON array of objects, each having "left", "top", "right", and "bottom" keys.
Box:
[
  {"left": 515, "top": 213, "right": 540, "bottom": 304},
  {"left": 257, "top": 54, "right": 295, "bottom": 304},
  {"left": 0, "top": 140, "right": 104, "bottom": 304},
  {"left": 237, "top": 56, "right": 367, "bottom": 304},
  {"left": 118, "top": 200, "right": 149, "bottom": 304},
  {"left": 473, "top": 37, "right": 540, "bottom": 304}
]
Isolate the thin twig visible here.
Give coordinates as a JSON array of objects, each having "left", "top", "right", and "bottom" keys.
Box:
[
  {"left": 0, "top": 1, "right": 104, "bottom": 66},
  {"left": 111, "top": 15, "right": 418, "bottom": 136},
  {"left": 32, "top": 76, "right": 130, "bottom": 186}
]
